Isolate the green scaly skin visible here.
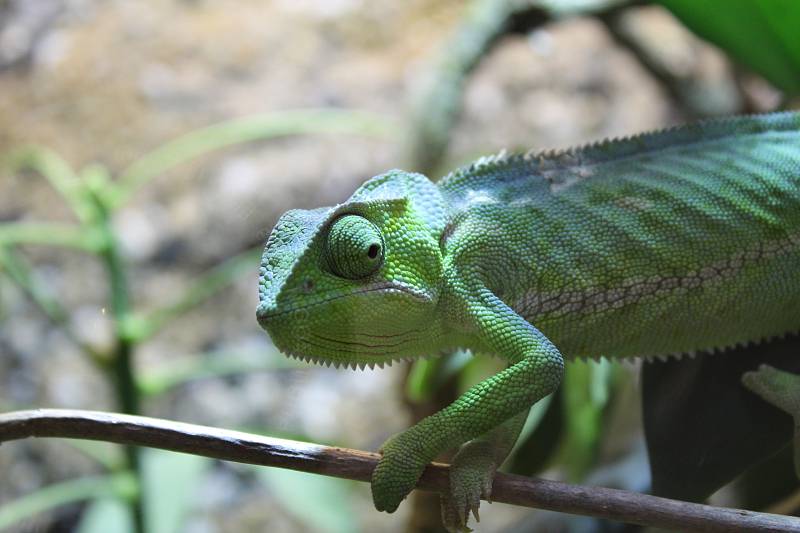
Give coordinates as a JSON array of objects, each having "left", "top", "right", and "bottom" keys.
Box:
[{"left": 257, "top": 112, "right": 800, "bottom": 530}]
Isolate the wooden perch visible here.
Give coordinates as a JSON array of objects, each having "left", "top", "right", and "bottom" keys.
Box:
[{"left": 0, "top": 409, "right": 797, "bottom": 532}]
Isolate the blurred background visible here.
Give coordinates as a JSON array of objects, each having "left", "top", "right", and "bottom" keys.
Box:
[{"left": 1, "top": 1, "right": 798, "bottom": 532}]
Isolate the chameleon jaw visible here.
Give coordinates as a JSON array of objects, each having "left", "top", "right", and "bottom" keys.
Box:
[{"left": 280, "top": 348, "right": 425, "bottom": 371}]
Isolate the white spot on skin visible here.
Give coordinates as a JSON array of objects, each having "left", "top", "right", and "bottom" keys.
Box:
[
  {"left": 615, "top": 196, "right": 653, "bottom": 211},
  {"left": 465, "top": 189, "right": 497, "bottom": 206}
]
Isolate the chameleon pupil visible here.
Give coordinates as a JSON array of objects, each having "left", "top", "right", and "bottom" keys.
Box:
[{"left": 368, "top": 244, "right": 379, "bottom": 259}]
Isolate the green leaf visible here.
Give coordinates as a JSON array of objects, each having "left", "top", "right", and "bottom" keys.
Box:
[
  {"left": 559, "top": 359, "right": 614, "bottom": 481},
  {"left": 126, "top": 247, "right": 262, "bottom": 342},
  {"left": 511, "top": 393, "right": 554, "bottom": 456},
  {"left": 141, "top": 449, "right": 212, "bottom": 533},
  {"left": 0, "top": 222, "right": 102, "bottom": 252},
  {"left": 0, "top": 474, "right": 135, "bottom": 530},
  {"left": 457, "top": 350, "right": 504, "bottom": 391},
  {"left": 0, "top": 245, "right": 70, "bottom": 325},
  {"left": 63, "top": 440, "right": 127, "bottom": 472},
  {"left": 3, "top": 146, "right": 95, "bottom": 223},
  {"left": 507, "top": 387, "right": 564, "bottom": 475},
  {"left": 658, "top": 0, "right": 800, "bottom": 95},
  {"left": 138, "top": 349, "right": 300, "bottom": 397},
  {"left": 77, "top": 498, "right": 134, "bottom": 533},
  {"left": 113, "top": 109, "right": 397, "bottom": 207},
  {"left": 256, "top": 467, "right": 359, "bottom": 533},
  {"left": 0, "top": 244, "right": 102, "bottom": 358},
  {"left": 406, "top": 350, "right": 472, "bottom": 403}
]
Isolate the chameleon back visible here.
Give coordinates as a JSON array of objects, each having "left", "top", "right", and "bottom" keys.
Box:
[{"left": 439, "top": 112, "right": 800, "bottom": 359}]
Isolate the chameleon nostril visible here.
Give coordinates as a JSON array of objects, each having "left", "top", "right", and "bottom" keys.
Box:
[{"left": 301, "top": 278, "right": 315, "bottom": 293}]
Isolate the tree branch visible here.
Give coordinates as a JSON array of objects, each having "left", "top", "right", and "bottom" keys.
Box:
[{"left": 0, "top": 409, "right": 797, "bottom": 532}]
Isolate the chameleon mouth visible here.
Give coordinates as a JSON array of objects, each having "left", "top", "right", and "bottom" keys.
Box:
[
  {"left": 279, "top": 341, "right": 436, "bottom": 370},
  {"left": 268, "top": 323, "right": 425, "bottom": 368},
  {"left": 256, "top": 281, "right": 432, "bottom": 321},
  {"left": 292, "top": 330, "right": 421, "bottom": 360}
]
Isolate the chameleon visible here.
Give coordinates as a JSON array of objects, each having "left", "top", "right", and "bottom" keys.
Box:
[{"left": 256, "top": 111, "right": 800, "bottom": 530}]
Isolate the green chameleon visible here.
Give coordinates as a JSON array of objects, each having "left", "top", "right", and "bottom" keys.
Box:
[{"left": 256, "top": 112, "right": 800, "bottom": 529}]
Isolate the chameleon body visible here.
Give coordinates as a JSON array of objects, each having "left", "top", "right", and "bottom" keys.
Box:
[{"left": 256, "top": 112, "right": 800, "bottom": 529}]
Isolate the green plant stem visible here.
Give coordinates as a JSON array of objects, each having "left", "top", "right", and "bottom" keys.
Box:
[
  {"left": 91, "top": 193, "right": 146, "bottom": 533},
  {"left": 3, "top": 146, "right": 94, "bottom": 223}
]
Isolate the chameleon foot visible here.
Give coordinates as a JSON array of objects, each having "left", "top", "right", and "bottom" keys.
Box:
[
  {"left": 440, "top": 439, "right": 498, "bottom": 532},
  {"left": 371, "top": 431, "right": 429, "bottom": 513}
]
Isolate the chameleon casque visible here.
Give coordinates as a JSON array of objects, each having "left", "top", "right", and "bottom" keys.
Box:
[{"left": 256, "top": 112, "right": 800, "bottom": 529}]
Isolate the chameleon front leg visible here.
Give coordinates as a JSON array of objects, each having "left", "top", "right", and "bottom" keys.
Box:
[
  {"left": 742, "top": 365, "right": 800, "bottom": 477},
  {"left": 371, "top": 288, "right": 564, "bottom": 516}
]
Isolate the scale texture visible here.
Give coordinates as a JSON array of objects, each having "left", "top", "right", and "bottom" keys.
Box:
[{"left": 257, "top": 112, "right": 800, "bottom": 530}]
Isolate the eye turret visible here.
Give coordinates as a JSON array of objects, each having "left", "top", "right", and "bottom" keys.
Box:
[{"left": 325, "top": 215, "right": 385, "bottom": 279}]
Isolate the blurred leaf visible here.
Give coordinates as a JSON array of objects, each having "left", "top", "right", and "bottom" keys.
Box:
[
  {"left": 510, "top": 393, "right": 554, "bottom": 458},
  {"left": 0, "top": 245, "right": 70, "bottom": 326},
  {"left": 138, "top": 349, "right": 300, "bottom": 397},
  {"left": 559, "top": 359, "right": 614, "bottom": 481},
  {"left": 0, "top": 473, "right": 135, "bottom": 530},
  {"left": 79, "top": 162, "right": 120, "bottom": 214},
  {"left": 642, "top": 334, "right": 800, "bottom": 502},
  {"left": 406, "top": 358, "right": 439, "bottom": 403},
  {"left": 64, "top": 440, "right": 127, "bottom": 472},
  {"left": 126, "top": 247, "right": 262, "bottom": 342},
  {"left": 507, "top": 387, "right": 564, "bottom": 475},
  {"left": 113, "top": 109, "right": 398, "bottom": 207},
  {"left": 0, "top": 222, "right": 102, "bottom": 252},
  {"left": 3, "top": 145, "right": 95, "bottom": 223},
  {"left": 458, "top": 351, "right": 505, "bottom": 391},
  {"left": 141, "top": 449, "right": 212, "bottom": 533},
  {"left": 406, "top": 350, "right": 472, "bottom": 403},
  {"left": 77, "top": 498, "right": 134, "bottom": 533},
  {"left": 256, "top": 467, "right": 359, "bottom": 533},
  {"left": 659, "top": 0, "right": 800, "bottom": 95},
  {"left": 0, "top": 245, "right": 96, "bottom": 356}
]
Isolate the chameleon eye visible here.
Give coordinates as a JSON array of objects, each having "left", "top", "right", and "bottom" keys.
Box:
[{"left": 325, "top": 215, "right": 384, "bottom": 279}]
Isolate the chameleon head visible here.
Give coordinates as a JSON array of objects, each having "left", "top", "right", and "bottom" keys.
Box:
[{"left": 256, "top": 171, "right": 447, "bottom": 369}]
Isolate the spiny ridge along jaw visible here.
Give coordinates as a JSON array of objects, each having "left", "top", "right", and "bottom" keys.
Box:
[{"left": 281, "top": 349, "right": 424, "bottom": 371}]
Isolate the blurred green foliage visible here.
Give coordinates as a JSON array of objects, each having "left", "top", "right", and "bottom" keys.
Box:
[
  {"left": 659, "top": 0, "right": 800, "bottom": 96},
  {"left": 0, "top": 109, "right": 395, "bottom": 532},
  {"left": 256, "top": 468, "right": 360, "bottom": 533}
]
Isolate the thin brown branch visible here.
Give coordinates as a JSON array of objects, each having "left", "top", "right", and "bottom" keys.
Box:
[{"left": 0, "top": 409, "right": 797, "bottom": 532}]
